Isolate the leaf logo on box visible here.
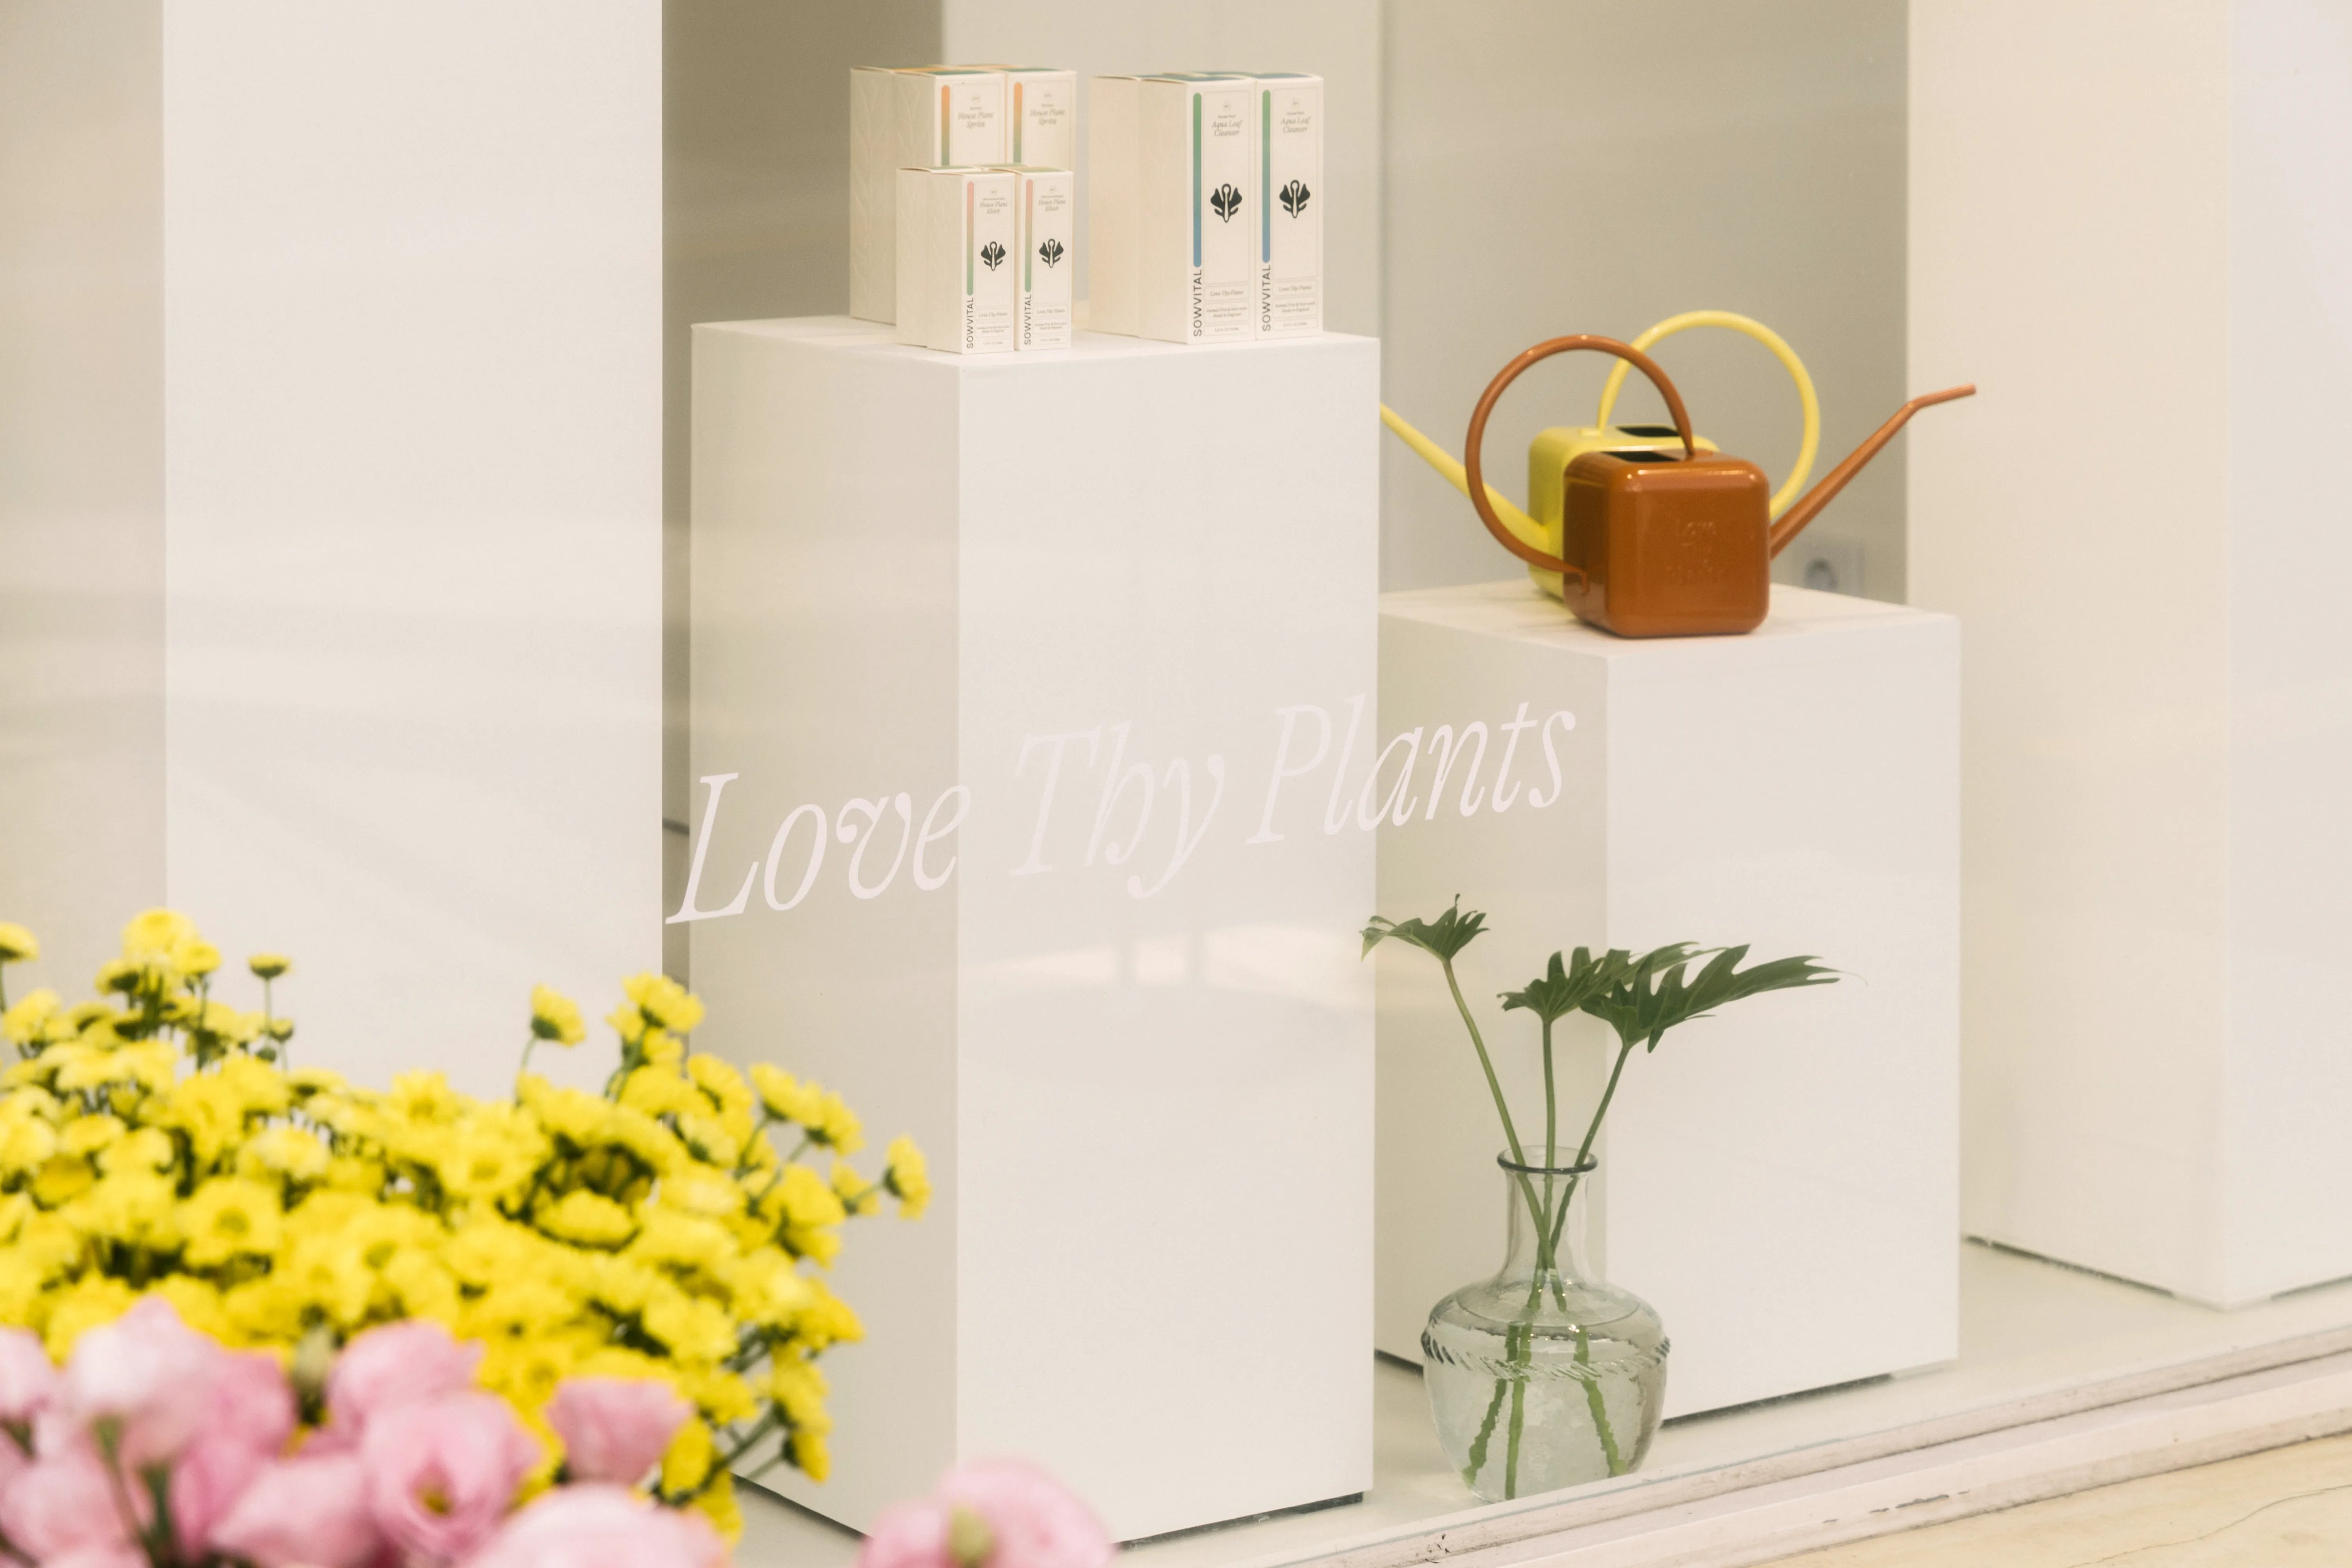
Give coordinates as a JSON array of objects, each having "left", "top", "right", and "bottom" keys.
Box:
[
  {"left": 1210, "top": 183, "right": 1243, "bottom": 222},
  {"left": 1280, "top": 179, "right": 1311, "bottom": 217},
  {"left": 1038, "top": 237, "right": 1065, "bottom": 268},
  {"left": 980, "top": 240, "right": 1007, "bottom": 271}
]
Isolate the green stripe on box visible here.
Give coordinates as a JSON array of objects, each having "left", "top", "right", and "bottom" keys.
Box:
[{"left": 1262, "top": 90, "right": 1272, "bottom": 261}]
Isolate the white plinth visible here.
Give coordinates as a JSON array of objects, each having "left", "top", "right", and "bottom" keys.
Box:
[
  {"left": 1912, "top": 6, "right": 2352, "bottom": 1305},
  {"left": 689, "top": 318, "right": 1377, "bottom": 1539},
  {"left": 1373, "top": 582, "right": 1959, "bottom": 1419}
]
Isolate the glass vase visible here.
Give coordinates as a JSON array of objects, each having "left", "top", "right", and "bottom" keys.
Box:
[{"left": 1420, "top": 1151, "right": 1668, "bottom": 1501}]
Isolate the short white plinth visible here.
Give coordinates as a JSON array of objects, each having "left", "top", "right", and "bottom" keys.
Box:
[
  {"left": 1373, "top": 582, "right": 1959, "bottom": 1419},
  {"left": 689, "top": 318, "right": 1377, "bottom": 1539}
]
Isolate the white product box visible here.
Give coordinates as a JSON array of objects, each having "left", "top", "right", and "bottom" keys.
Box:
[
  {"left": 1140, "top": 75, "right": 1258, "bottom": 344},
  {"left": 1087, "top": 75, "right": 1141, "bottom": 336},
  {"left": 1254, "top": 75, "right": 1323, "bottom": 337},
  {"left": 997, "top": 67, "right": 1076, "bottom": 170},
  {"left": 851, "top": 67, "right": 1007, "bottom": 323},
  {"left": 895, "top": 167, "right": 1017, "bottom": 355},
  {"left": 999, "top": 167, "right": 1074, "bottom": 350},
  {"left": 1374, "top": 583, "right": 1959, "bottom": 1419},
  {"left": 690, "top": 318, "right": 1379, "bottom": 1538}
]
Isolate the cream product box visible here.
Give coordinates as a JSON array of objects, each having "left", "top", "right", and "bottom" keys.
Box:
[
  {"left": 1139, "top": 74, "right": 1258, "bottom": 344},
  {"left": 1087, "top": 75, "right": 1143, "bottom": 336},
  {"left": 996, "top": 167, "right": 1075, "bottom": 350},
  {"left": 996, "top": 67, "right": 1077, "bottom": 170},
  {"left": 896, "top": 167, "right": 1017, "bottom": 354},
  {"left": 851, "top": 67, "right": 1008, "bottom": 323},
  {"left": 1254, "top": 75, "right": 1323, "bottom": 337}
]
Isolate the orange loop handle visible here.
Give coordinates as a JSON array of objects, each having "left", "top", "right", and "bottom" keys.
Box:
[{"left": 1463, "top": 336, "right": 1699, "bottom": 584}]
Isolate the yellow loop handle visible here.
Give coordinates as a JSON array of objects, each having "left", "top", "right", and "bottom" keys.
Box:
[{"left": 1594, "top": 310, "right": 1820, "bottom": 520}]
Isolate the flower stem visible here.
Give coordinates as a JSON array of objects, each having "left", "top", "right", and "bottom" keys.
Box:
[
  {"left": 1549, "top": 1039, "right": 1636, "bottom": 1261},
  {"left": 1576, "top": 1327, "right": 1625, "bottom": 1476},
  {"left": 1541, "top": 1017, "right": 1558, "bottom": 1171},
  {"left": 1440, "top": 956, "right": 1552, "bottom": 1250},
  {"left": 718, "top": 1408, "right": 784, "bottom": 1470}
]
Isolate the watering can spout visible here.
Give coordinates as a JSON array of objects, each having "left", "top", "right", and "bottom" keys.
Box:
[{"left": 1767, "top": 384, "right": 1976, "bottom": 559}]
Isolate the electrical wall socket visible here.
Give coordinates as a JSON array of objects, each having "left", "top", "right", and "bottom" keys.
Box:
[{"left": 1773, "top": 532, "right": 1866, "bottom": 598}]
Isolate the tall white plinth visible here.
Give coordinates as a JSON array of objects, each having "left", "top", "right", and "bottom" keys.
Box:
[
  {"left": 0, "top": 4, "right": 661, "bottom": 1100},
  {"left": 689, "top": 318, "right": 1378, "bottom": 1539},
  {"left": 1911, "top": 3, "right": 2352, "bottom": 1304},
  {"left": 1373, "top": 583, "right": 1958, "bottom": 1419}
]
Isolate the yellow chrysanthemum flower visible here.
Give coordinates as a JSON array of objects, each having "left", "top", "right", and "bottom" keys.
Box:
[
  {"left": 180, "top": 1177, "right": 284, "bottom": 1267},
  {"left": 0, "top": 1118, "right": 58, "bottom": 1178},
  {"left": 662, "top": 1418, "right": 718, "bottom": 1495},
  {"left": 1, "top": 990, "right": 60, "bottom": 1047},
  {"left": 119, "top": 909, "right": 197, "bottom": 967},
  {"left": 242, "top": 1124, "right": 330, "bottom": 1183},
  {"left": 59, "top": 1114, "right": 125, "bottom": 1160},
  {"left": 748, "top": 1062, "right": 817, "bottom": 1125},
  {"left": 884, "top": 1135, "right": 932, "bottom": 1220},
  {"left": 529, "top": 984, "right": 586, "bottom": 1047},
  {"left": 29, "top": 1154, "right": 95, "bottom": 1209},
  {"left": 831, "top": 1162, "right": 880, "bottom": 1217},
  {"left": 71, "top": 1170, "right": 181, "bottom": 1253},
  {"left": 812, "top": 1092, "right": 864, "bottom": 1155},
  {"left": 621, "top": 973, "right": 706, "bottom": 1036},
  {"left": 0, "top": 924, "right": 38, "bottom": 965},
  {"left": 101, "top": 1126, "right": 176, "bottom": 1177},
  {"left": 161, "top": 1074, "right": 251, "bottom": 1166},
  {"left": 537, "top": 1189, "right": 637, "bottom": 1250},
  {"left": 247, "top": 953, "right": 292, "bottom": 981}
]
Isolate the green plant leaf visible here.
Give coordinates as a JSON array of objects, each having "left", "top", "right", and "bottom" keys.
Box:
[
  {"left": 1499, "top": 947, "right": 1627, "bottom": 1025},
  {"left": 1361, "top": 899, "right": 1487, "bottom": 962},
  {"left": 1581, "top": 942, "right": 1837, "bottom": 1050}
]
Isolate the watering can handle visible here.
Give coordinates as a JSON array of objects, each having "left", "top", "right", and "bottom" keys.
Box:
[{"left": 1463, "top": 336, "right": 1699, "bottom": 585}]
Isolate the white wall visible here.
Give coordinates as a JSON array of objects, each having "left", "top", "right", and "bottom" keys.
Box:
[{"left": 1381, "top": 0, "right": 1908, "bottom": 597}]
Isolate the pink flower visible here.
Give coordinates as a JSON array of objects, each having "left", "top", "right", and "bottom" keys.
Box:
[
  {"left": 60, "top": 1296, "right": 225, "bottom": 1470},
  {"left": 0, "top": 1327, "right": 59, "bottom": 1431},
  {"left": 0, "top": 1434, "right": 143, "bottom": 1561},
  {"left": 363, "top": 1391, "right": 541, "bottom": 1562},
  {"left": 210, "top": 1453, "right": 383, "bottom": 1568},
  {"left": 859, "top": 1461, "right": 1114, "bottom": 1568},
  {"left": 861, "top": 1501, "right": 952, "bottom": 1568},
  {"left": 546, "top": 1376, "right": 693, "bottom": 1486},
  {"left": 459, "top": 1483, "right": 726, "bottom": 1568},
  {"left": 169, "top": 1350, "right": 298, "bottom": 1557},
  {"left": 43, "top": 1547, "right": 149, "bottom": 1568},
  {"left": 323, "top": 1319, "right": 485, "bottom": 1443}
]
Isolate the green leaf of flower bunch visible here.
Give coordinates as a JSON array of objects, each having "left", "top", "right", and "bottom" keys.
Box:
[
  {"left": 1361, "top": 898, "right": 1488, "bottom": 962},
  {"left": 1585, "top": 942, "right": 1838, "bottom": 1051},
  {"left": 1498, "top": 947, "right": 1628, "bottom": 1025}
]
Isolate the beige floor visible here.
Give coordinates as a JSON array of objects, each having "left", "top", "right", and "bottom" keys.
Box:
[{"left": 1764, "top": 1434, "right": 2352, "bottom": 1566}]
